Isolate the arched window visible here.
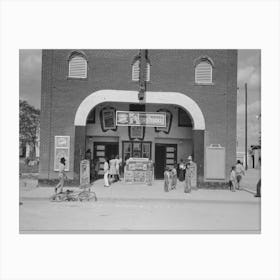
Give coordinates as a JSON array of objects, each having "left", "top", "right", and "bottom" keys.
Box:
[
  {"left": 132, "top": 58, "right": 150, "bottom": 82},
  {"left": 68, "top": 52, "right": 87, "bottom": 79},
  {"left": 195, "top": 57, "right": 213, "bottom": 84}
]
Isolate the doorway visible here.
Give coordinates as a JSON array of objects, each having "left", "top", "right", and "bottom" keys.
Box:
[
  {"left": 155, "top": 144, "right": 177, "bottom": 179},
  {"left": 93, "top": 142, "right": 119, "bottom": 177}
]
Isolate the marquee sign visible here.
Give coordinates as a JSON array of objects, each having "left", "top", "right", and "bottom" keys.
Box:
[{"left": 116, "top": 111, "right": 166, "bottom": 127}]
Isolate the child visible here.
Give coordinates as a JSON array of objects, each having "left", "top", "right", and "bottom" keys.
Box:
[
  {"left": 163, "top": 167, "right": 171, "bottom": 192},
  {"left": 170, "top": 165, "right": 177, "bottom": 190},
  {"left": 55, "top": 157, "right": 66, "bottom": 194},
  {"left": 229, "top": 166, "right": 237, "bottom": 192}
]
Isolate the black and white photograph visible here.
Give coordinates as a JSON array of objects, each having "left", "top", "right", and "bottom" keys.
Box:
[
  {"left": 1, "top": 1, "right": 280, "bottom": 280},
  {"left": 19, "top": 48, "right": 261, "bottom": 233}
]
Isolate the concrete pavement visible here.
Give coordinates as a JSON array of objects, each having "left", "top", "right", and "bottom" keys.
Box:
[{"left": 19, "top": 176, "right": 261, "bottom": 233}]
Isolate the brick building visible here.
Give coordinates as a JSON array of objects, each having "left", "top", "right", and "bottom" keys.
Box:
[{"left": 39, "top": 49, "right": 237, "bottom": 185}]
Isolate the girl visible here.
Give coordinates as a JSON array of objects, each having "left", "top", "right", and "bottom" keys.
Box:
[{"left": 55, "top": 157, "right": 66, "bottom": 194}]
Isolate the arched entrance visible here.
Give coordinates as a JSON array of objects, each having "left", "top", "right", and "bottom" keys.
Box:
[{"left": 74, "top": 90, "right": 206, "bottom": 183}]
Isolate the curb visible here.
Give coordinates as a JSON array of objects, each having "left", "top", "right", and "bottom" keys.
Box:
[{"left": 241, "top": 187, "right": 256, "bottom": 195}]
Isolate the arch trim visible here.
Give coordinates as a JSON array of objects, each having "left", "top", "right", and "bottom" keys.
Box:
[{"left": 74, "top": 90, "right": 206, "bottom": 130}]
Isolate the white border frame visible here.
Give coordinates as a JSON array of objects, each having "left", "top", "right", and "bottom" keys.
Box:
[
  {"left": 1, "top": 1, "right": 280, "bottom": 280},
  {"left": 54, "top": 136, "right": 70, "bottom": 171}
]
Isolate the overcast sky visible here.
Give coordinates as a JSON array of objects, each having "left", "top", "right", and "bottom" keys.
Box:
[{"left": 19, "top": 49, "right": 261, "bottom": 152}]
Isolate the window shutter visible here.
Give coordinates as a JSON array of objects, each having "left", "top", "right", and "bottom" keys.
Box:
[
  {"left": 145, "top": 63, "right": 150, "bottom": 82},
  {"left": 195, "top": 61, "right": 212, "bottom": 84},
  {"left": 132, "top": 60, "right": 150, "bottom": 82},
  {"left": 69, "top": 56, "right": 87, "bottom": 78},
  {"left": 132, "top": 60, "right": 140, "bottom": 81}
]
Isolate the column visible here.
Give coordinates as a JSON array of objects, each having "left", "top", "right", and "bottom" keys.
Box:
[
  {"left": 74, "top": 126, "right": 86, "bottom": 180},
  {"left": 193, "top": 130, "right": 205, "bottom": 185}
]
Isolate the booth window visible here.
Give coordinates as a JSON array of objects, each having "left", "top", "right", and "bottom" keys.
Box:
[
  {"left": 195, "top": 58, "right": 213, "bottom": 84},
  {"left": 68, "top": 52, "right": 87, "bottom": 79},
  {"left": 178, "top": 108, "right": 192, "bottom": 127},
  {"left": 132, "top": 59, "right": 150, "bottom": 82},
  {"left": 86, "top": 108, "right": 95, "bottom": 124}
]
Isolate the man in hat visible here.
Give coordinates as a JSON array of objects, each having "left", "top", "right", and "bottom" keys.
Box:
[{"left": 187, "top": 156, "right": 197, "bottom": 190}]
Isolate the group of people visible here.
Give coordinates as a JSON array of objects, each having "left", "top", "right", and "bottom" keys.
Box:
[
  {"left": 229, "top": 160, "right": 246, "bottom": 192},
  {"left": 103, "top": 155, "right": 122, "bottom": 187},
  {"left": 164, "top": 156, "right": 196, "bottom": 194}
]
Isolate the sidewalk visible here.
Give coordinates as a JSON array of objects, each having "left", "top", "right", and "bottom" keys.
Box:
[
  {"left": 20, "top": 177, "right": 259, "bottom": 203},
  {"left": 240, "top": 168, "right": 261, "bottom": 194}
]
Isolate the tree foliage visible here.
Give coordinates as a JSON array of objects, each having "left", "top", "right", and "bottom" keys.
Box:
[{"left": 19, "top": 100, "right": 40, "bottom": 158}]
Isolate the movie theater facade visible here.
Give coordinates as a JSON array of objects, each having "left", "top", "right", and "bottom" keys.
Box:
[{"left": 39, "top": 49, "right": 237, "bottom": 185}]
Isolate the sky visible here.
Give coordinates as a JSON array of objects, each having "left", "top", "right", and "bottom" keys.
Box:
[{"left": 19, "top": 49, "right": 261, "bottom": 152}]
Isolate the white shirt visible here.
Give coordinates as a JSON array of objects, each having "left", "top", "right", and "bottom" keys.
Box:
[
  {"left": 235, "top": 163, "right": 245, "bottom": 176},
  {"left": 104, "top": 161, "right": 109, "bottom": 173}
]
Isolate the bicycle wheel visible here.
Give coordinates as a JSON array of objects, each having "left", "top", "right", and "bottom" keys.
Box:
[
  {"left": 78, "top": 191, "right": 97, "bottom": 202},
  {"left": 86, "top": 191, "right": 98, "bottom": 202},
  {"left": 49, "top": 193, "right": 66, "bottom": 202}
]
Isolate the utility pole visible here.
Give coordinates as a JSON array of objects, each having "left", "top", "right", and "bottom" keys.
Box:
[
  {"left": 138, "top": 49, "right": 147, "bottom": 101},
  {"left": 245, "top": 83, "right": 248, "bottom": 170}
]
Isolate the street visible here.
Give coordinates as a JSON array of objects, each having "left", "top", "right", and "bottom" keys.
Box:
[{"left": 19, "top": 176, "right": 261, "bottom": 233}]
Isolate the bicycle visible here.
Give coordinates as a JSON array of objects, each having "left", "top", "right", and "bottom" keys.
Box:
[{"left": 49, "top": 183, "right": 97, "bottom": 202}]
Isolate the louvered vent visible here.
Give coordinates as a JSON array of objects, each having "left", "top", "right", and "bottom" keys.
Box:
[
  {"left": 195, "top": 61, "right": 212, "bottom": 84},
  {"left": 132, "top": 60, "right": 150, "bottom": 81},
  {"left": 68, "top": 56, "right": 87, "bottom": 78}
]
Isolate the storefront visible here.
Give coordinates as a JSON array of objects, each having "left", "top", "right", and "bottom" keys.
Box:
[{"left": 39, "top": 50, "right": 237, "bottom": 186}]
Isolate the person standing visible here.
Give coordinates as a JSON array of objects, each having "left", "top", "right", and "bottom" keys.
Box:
[
  {"left": 163, "top": 167, "right": 170, "bottom": 192},
  {"left": 170, "top": 165, "right": 177, "bottom": 190},
  {"left": 187, "top": 156, "right": 197, "bottom": 190},
  {"left": 235, "top": 160, "right": 245, "bottom": 190},
  {"left": 184, "top": 163, "right": 191, "bottom": 193},
  {"left": 115, "top": 155, "right": 121, "bottom": 181},
  {"left": 103, "top": 157, "right": 110, "bottom": 187},
  {"left": 55, "top": 157, "right": 66, "bottom": 194},
  {"left": 177, "top": 159, "right": 186, "bottom": 182},
  {"left": 255, "top": 179, "right": 261, "bottom": 197},
  {"left": 109, "top": 155, "right": 117, "bottom": 183},
  {"left": 229, "top": 166, "right": 237, "bottom": 192}
]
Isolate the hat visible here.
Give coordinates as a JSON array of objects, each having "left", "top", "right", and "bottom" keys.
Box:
[{"left": 187, "top": 156, "right": 192, "bottom": 160}]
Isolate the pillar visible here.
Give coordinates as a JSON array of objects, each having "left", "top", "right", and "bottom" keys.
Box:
[
  {"left": 74, "top": 126, "right": 86, "bottom": 180},
  {"left": 193, "top": 130, "right": 205, "bottom": 185}
]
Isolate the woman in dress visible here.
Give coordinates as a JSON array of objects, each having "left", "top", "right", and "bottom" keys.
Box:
[{"left": 104, "top": 157, "right": 110, "bottom": 187}]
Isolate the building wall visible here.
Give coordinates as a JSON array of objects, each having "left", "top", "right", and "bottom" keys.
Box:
[{"left": 39, "top": 49, "right": 237, "bottom": 181}]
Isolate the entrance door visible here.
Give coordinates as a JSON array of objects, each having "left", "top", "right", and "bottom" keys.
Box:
[
  {"left": 94, "top": 142, "right": 119, "bottom": 177},
  {"left": 155, "top": 144, "right": 177, "bottom": 179}
]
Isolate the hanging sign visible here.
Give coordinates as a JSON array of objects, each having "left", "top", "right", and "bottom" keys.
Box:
[
  {"left": 80, "top": 159, "right": 90, "bottom": 186},
  {"left": 116, "top": 111, "right": 166, "bottom": 127}
]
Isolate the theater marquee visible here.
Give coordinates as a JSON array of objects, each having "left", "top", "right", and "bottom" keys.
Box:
[{"left": 116, "top": 111, "right": 166, "bottom": 127}]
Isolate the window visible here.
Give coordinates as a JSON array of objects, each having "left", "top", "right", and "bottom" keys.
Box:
[
  {"left": 86, "top": 108, "right": 95, "bottom": 124},
  {"left": 132, "top": 59, "right": 150, "bottom": 82},
  {"left": 123, "top": 141, "right": 152, "bottom": 160},
  {"left": 68, "top": 52, "right": 87, "bottom": 79},
  {"left": 195, "top": 59, "right": 213, "bottom": 84},
  {"left": 178, "top": 108, "right": 192, "bottom": 127}
]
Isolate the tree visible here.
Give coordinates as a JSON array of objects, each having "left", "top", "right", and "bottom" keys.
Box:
[{"left": 19, "top": 100, "right": 40, "bottom": 159}]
